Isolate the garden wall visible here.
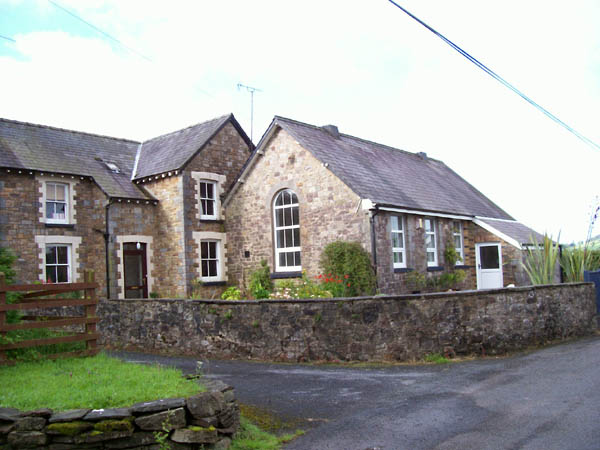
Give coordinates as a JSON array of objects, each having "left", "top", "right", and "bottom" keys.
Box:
[
  {"left": 98, "top": 283, "right": 596, "bottom": 362},
  {"left": 0, "top": 379, "right": 238, "bottom": 449}
]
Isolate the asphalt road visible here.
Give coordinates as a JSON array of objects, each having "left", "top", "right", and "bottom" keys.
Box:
[{"left": 112, "top": 336, "right": 600, "bottom": 450}]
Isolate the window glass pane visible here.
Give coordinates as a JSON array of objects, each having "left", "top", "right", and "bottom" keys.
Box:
[
  {"left": 392, "top": 233, "right": 399, "bottom": 248},
  {"left": 424, "top": 219, "right": 432, "bottom": 232},
  {"left": 55, "top": 184, "right": 66, "bottom": 201},
  {"left": 279, "top": 253, "right": 286, "bottom": 267},
  {"left": 201, "top": 242, "right": 208, "bottom": 258},
  {"left": 285, "top": 229, "right": 293, "bottom": 248},
  {"left": 284, "top": 207, "right": 292, "bottom": 226},
  {"left": 393, "top": 252, "right": 400, "bottom": 263},
  {"left": 277, "top": 230, "right": 284, "bottom": 248},
  {"left": 287, "top": 252, "right": 296, "bottom": 266},
  {"left": 56, "top": 246, "right": 68, "bottom": 264},
  {"left": 283, "top": 191, "right": 290, "bottom": 205},
  {"left": 46, "top": 202, "right": 54, "bottom": 219},
  {"left": 454, "top": 235, "right": 461, "bottom": 248},
  {"left": 293, "top": 228, "right": 300, "bottom": 247},
  {"left": 291, "top": 193, "right": 298, "bottom": 204},
  {"left": 295, "top": 252, "right": 301, "bottom": 266},
  {"left": 480, "top": 246, "right": 500, "bottom": 269},
  {"left": 275, "top": 193, "right": 283, "bottom": 206},
  {"left": 208, "top": 260, "right": 217, "bottom": 277},
  {"left": 200, "top": 183, "right": 206, "bottom": 198},
  {"left": 46, "top": 246, "right": 57, "bottom": 264},
  {"left": 427, "top": 252, "right": 435, "bottom": 263},
  {"left": 276, "top": 209, "right": 283, "bottom": 227},
  {"left": 206, "top": 183, "right": 214, "bottom": 199},
  {"left": 391, "top": 216, "right": 398, "bottom": 230},
  {"left": 57, "top": 266, "right": 69, "bottom": 283},
  {"left": 453, "top": 221, "right": 461, "bottom": 233},
  {"left": 209, "top": 242, "right": 216, "bottom": 259},
  {"left": 201, "top": 260, "right": 209, "bottom": 277},
  {"left": 425, "top": 235, "right": 433, "bottom": 248},
  {"left": 292, "top": 206, "right": 299, "bottom": 225},
  {"left": 55, "top": 202, "right": 66, "bottom": 217},
  {"left": 46, "top": 266, "right": 56, "bottom": 283}
]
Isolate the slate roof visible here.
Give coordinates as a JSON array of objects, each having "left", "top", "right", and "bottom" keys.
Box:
[
  {"left": 479, "top": 218, "right": 545, "bottom": 245},
  {"left": 0, "top": 114, "right": 252, "bottom": 200},
  {"left": 270, "top": 116, "right": 514, "bottom": 220},
  {"left": 133, "top": 114, "right": 253, "bottom": 179},
  {"left": 0, "top": 118, "right": 149, "bottom": 200}
]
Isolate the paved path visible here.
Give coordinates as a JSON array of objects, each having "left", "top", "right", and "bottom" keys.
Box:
[{"left": 112, "top": 336, "right": 600, "bottom": 450}]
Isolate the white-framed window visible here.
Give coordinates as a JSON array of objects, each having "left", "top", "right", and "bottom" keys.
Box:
[
  {"left": 200, "top": 240, "right": 220, "bottom": 281},
  {"left": 192, "top": 172, "right": 226, "bottom": 221},
  {"left": 45, "top": 182, "right": 69, "bottom": 224},
  {"left": 45, "top": 244, "right": 71, "bottom": 283},
  {"left": 192, "top": 231, "right": 227, "bottom": 283},
  {"left": 391, "top": 215, "right": 406, "bottom": 269},
  {"left": 452, "top": 220, "right": 464, "bottom": 264},
  {"left": 273, "top": 189, "right": 301, "bottom": 272},
  {"left": 199, "top": 180, "right": 216, "bottom": 219},
  {"left": 424, "top": 218, "right": 438, "bottom": 267}
]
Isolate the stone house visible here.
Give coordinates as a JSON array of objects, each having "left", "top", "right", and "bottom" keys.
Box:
[
  {"left": 224, "top": 116, "right": 543, "bottom": 293},
  {"left": 0, "top": 113, "right": 542, "bottom": 297},
  {"left": 0, "top": 114, "right": 253, "bottom": 298}
]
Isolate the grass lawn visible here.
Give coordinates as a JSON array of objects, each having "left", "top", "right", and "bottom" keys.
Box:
[{"left": 0, "top": 352, "right": 202, "bottom": 411}]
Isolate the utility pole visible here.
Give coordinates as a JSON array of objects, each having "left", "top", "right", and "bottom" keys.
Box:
[{"left": 237, "top": 83, "right": 262, "bottom": 142}]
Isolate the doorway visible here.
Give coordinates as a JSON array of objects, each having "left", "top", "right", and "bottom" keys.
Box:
[
  {"left": 123, "top": 242, "right": 148, "bottom": 298},
  {"left": 475, "top": 243, "right": 503, "bottom": 289}
]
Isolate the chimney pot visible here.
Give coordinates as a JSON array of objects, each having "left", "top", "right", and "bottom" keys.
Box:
[{"left": 322, "top": 124, "right": 340, "bottom": 139}]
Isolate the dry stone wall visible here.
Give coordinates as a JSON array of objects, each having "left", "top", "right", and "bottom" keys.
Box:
[
  {"left": 98, "top": 283, "right": 596, "bottom": 362},
  {"left": 0, "top": 379, "right": 239, "bottom": 450}
]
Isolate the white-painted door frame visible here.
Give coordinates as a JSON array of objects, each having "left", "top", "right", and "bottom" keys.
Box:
[{"left": 475, "top": 243, "right": 503, "bottom": 289}]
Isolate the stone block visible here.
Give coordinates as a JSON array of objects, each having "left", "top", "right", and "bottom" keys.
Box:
[
  {"left": 186, "top": 392, "right": 225, "bottom": 419},
  {"left": 49, "top": 409, "right": 91, "bottom": 423},
  {"left": 22, "top": 408, "right": 53, "bottom": 418},
  {"left": 46, "top": 420, "right": 93, "bottom": 436},
  {"left": 131, "top": 397, "right": 186, "bottom": 415},
  {"left": 7, "top": 430, "right": 48, "bottom": 447},
  {"left": 103, "top": 431, "right": 156, "bottom": 448},
  {"left": 134, "top": 407, "right": 186, "bottom": 431},
  {"left": 171, "top": 426, "right": 218, "bottom": 444},
  {"left": 14, "top": 416, "right": 46, "bottom": 431},
  {"left": 84, "top": 408, "right": 132, "bottom": 421}
]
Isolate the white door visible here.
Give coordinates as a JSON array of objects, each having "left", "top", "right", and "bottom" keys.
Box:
[{"left": 476, "top": 243, "right": 503, "bottom": 289}]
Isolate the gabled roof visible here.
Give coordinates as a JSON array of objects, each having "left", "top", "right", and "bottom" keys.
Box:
[
  {"left": 252, "top": 116, "right": 513, "bottom": 220},
  {"left": 475, "top": 218, "right": 545, "bottom": 247},
  {"left": 0, "top": 118, "right": 150, "bottom": 200},
  {"left": 133, "top": 114, "right": 253, "bottom": 179}
]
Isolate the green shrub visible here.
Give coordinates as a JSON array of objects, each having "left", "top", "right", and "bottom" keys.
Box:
[
  {"left": 0, "top": 247, "right": 16, "bottom": 283},
  {"left": 522, "top": 234, "right": 560, "bottom": 285},
  {"left": 560, "top": 245, "right": 600, "bottom": 282},
  {"left": 320, "top": 241, "right": 376, "bottom": 296},
  {"left": 221, "top": 286, "right": 242, "bottom": 300},
  {"left": 270, "top": 274, "right": 332, "bottom": 299},
  {"left": 249, "top": 260, "right": 273, "bottom": 299},
  {"left": 443, "top": 243, "right": 462, "bottom": 267}
]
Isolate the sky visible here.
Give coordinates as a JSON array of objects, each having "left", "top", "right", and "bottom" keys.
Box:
[{"left": 1, "top": 0, "right": 599, "bottom": 243}]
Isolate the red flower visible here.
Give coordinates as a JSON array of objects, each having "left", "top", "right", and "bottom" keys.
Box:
[
  {"left": 327, "top": 273, "right": 332, "bottom": 277},
  {"left": 317, "top": 274, "right": 323, "bottom": 279},
  {"left": 337, "top": 280, "right": 342, "bottom": 284},
  {"left": 344, "top": 274, "right": 349, "bottom": 279},
  {"left": 347, "top": 283, "right": 351, "bottom": 287}
]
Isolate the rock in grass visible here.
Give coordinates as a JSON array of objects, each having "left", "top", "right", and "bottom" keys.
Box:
[
  {"left": 134, "top": 407, "right": 186, "bottom": 431},
  {"left": 49, "top": 409, "right": 91, "bottom": 423},
  {"left": 171, "top": 426, "right": 218, "bottom": 444},
  {"left": 46, "top": 421, "right": 94, "bottom": 436}
]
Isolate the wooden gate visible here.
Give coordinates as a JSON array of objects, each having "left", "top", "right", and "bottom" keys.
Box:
[{"left": 0, "top": 270, "right": 100, "bottom": 365}]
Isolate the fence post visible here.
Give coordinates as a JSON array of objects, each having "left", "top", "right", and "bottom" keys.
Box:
[
  {"left": 84, "top": 270, "right": 98, "bottom": 354},
  {"left": 0, "top": 272, "right": 6, "bottom": 363}
]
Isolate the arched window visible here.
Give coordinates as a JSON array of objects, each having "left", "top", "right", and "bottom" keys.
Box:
[{"left": 273, "top": 189, "right": 301, "bottom": 271}]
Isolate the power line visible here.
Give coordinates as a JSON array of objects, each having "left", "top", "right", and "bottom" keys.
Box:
[
  {"left": 47, "top": 0, "right": 152, "bottom": 62},
  {"left": 0, "top": 35, "right": 16, "bottom": 43},
  {"left": 387, "top": 0, "right": 600, "bottom": 152}
]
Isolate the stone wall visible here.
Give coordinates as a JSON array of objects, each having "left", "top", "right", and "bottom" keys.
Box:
[
  {"left": 0, "top": 380, "right": 239, "bottom": 449},
  {"left": 98, "top": 283, "right": 596, "bottom": 362},
  {"left": 225, "top": 128, "right": 371, "bottom": 287}
]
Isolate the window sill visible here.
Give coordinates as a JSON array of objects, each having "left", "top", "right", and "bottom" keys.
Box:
[
  {"left": 45, "top": 223, "right": 75, "bottom": 229},
  {"left": 454, "top": 265, "right": 472, "bottom": 269},
  {"left": 427, "top": 266, "right": 444, "bottom": 272},
  {"left": 199, "top": 219, "right": 224, "bottom": 224},
  {"left": 270, "top": 271, "right": 302, "bottom": 279},
  {"left": 201, "top": 281, "right": 226, "bottom": 286},
  {"left": 394, "top": 268, "right": 414, "bottom": 274}
]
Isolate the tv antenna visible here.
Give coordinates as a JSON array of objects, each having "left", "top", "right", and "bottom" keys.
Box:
[{"left": 237, "top": 83, "right": 262, "bottom": 142}]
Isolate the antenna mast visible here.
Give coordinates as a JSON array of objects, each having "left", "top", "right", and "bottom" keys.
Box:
[{"left": 237, "top": 83, "right": 262, "bottom": 142}]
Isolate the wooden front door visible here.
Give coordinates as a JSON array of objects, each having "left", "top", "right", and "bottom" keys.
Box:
[{"left": 123, "top": 243, "right": 148, "bottom": 298}]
